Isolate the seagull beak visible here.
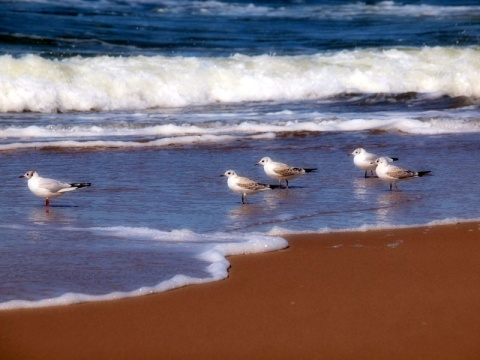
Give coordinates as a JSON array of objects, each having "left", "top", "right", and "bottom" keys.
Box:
[
  {"left": 348, "top": 153, "right": 354, "bottom": 156},
  {"left": 19, "top": 175, "right": 25, "bottom": 178}
]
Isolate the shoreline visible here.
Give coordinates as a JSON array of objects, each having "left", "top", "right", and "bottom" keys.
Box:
[{"left": 1, "top": 221, "right": 480, "bottom": 359}]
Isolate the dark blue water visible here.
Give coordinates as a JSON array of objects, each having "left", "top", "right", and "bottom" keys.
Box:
[{"left": 2, "top": 0, "right": 480, "bottom": 57}]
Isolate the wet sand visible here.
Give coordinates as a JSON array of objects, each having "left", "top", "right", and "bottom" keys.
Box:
[{"left": 1, "top": 222, "right": 480, "bottom": 360}]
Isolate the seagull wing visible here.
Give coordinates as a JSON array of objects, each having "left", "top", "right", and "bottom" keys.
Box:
[
  {"left": 385, "top": 166, "right": 416, "bottom": 179},
  {"left": 363, "top": 152, "right": 379, "bottom": 162},
  {"left": 274, "top": 167, "right": 299, "bottom": 177},
  {"left": 272, "top": 163, "right": 303, "bottom": 177},
  {"left": 37, "top": 177, "right": 72, "bottom": 193},
  {"left": 237, "top": 177, "right": 269, "bottom": 191}
]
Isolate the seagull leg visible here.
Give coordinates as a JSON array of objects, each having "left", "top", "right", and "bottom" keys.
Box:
[
  {"left": 370, "top": 170, "right": 375, "bottom": 178},
  {"left": 395, "top": 183, "right": 399, "bottom": 192},
  {"left": 242, "top": 194, "right": 247, "bottom": 204},
  {"left": 46, "top": 199, "right": 50, "bottom": 207},
  {"left": 364, "top": 171, "right": 368, "bottom": 178},
  {"left": 389, "top": 183, "right": 393, "bottom": 191},
  {"left": 286, "top": 180, "right": 289, "bottom": 189}
]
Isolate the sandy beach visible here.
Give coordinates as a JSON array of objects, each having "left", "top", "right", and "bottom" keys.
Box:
[{"left": 1, "top": 221, "right": 480, "bottom": 360}]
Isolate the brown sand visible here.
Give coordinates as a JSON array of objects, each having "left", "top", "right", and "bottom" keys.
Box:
[{"left": 1, "top": 222, "right": 480, "bottom": 360}]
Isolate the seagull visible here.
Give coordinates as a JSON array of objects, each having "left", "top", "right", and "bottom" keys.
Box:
[
  {"left": 256, "top": 157, "right": 317, "bottom": 189},
  {"left": 221, "top": 170, "right": 270, "bottom": 204},
  {"left": 348, "top": 148, "right": 398, "bottom": 178},
  {"left": 373, "top": 157, "right": 431, "bottom": 191},
  {"left": 20, "top": 170, "right": 91, "bottom": 206}
]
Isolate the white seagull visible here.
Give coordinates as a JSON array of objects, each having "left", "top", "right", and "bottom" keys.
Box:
[
  {"left": 20, "top": 170, "right": 91, "bottom": 206},
  {"left": 373, "top": 157, "right": 431, "bottom": 191},
  {"left": 221, "top": 170, "right": 270, "bottom": 204},
  {"left": 256, "top": 157, "right": 317, "bottom": 189},
  {"left": 348, "top": 147, "right": 398, "bottom": 178}
]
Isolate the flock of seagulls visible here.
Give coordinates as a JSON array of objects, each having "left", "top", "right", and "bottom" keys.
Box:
[
  {"left": 221, "top": 157, "right": 318, "bottom": 204},
  {"left": 348, "top": 147, "right": 398, "bottom": 178},
  {"left": 222, "top": 149, "right": 431, "bottom": 204},
  {"left": 347, "top": 148, "right": 431, "bottom": 192},
  {"left": 18, "top": 148, "right": 431, "bottom": 207}
]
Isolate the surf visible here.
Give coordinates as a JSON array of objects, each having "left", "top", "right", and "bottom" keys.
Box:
[{"left": 1, "top": 47, "right": 479, "bottom": 113}]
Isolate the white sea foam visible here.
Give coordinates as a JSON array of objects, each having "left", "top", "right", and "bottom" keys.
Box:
[
  {"left": 267, "top": 217, "right": 480, "bottom": 236},
  {"left": 0, "top": 115, "right": 478, "bottom": 152},
  {"left": 1, "top": 47, "right": 480, "bottom": 113},
  {"left": 0, "top": 227, "right": 287, "bottom": 310}
]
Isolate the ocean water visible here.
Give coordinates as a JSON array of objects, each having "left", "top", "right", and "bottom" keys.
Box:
[{"left": 1, "top": 0, "right": 479, "bottom": 309}]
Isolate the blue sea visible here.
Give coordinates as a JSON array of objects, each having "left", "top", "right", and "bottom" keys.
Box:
[{"left": 0, "top": 0, "right": 479, "bottom": 309}]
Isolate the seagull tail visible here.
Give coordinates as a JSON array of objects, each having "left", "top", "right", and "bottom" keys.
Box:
[
  {"left": 268, "top": 184, "right": 283, "bottom": 189},
  {"left": 304, "top": 168, "right": 317, "bottom": 173},
  {"left": 417, "top": 171, "right": 432, "bottom": 177},
  {"left": 70, "top": 183, "right": 92, "bottom": 189}
]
